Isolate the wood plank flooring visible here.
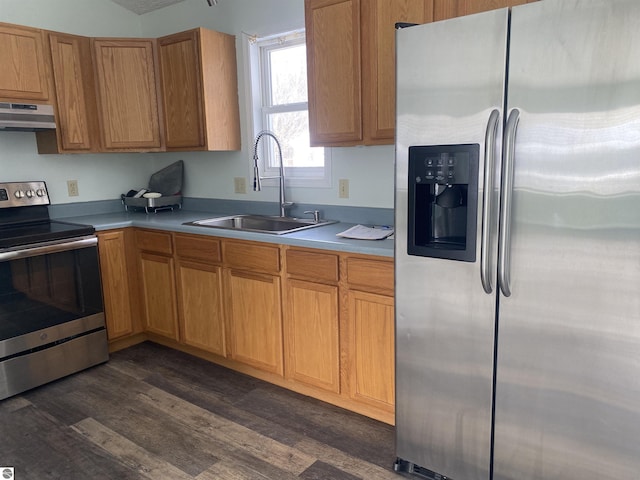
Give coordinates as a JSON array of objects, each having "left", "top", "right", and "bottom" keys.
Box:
[{"left": 0, "top": 342, "right": 399, "bottom": 480}]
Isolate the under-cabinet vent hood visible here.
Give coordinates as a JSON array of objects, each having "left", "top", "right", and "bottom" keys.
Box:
[{"left": 0, "top": 103, "right": 56, "bottom": 131}]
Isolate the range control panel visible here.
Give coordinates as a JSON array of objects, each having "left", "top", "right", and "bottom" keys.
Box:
[{"left": 0, "top": 181, "right": 50, "bottom": 208}]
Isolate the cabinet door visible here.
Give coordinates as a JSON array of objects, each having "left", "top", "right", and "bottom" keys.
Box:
[
  {"left": 48, "top": 33, "right": 99, "bottom": 152},
  {"left": 97, "top": 230, "right": 134, "bottom": 340},
  {"left": 93, "top": 39, "right": 162, "bottom": 150},
  {"left": 158, "top": 28, "right": 240, "bottom": 152},
  {"left": 285, "top": 279, "right": 340, "bottom": 392},
  {"left": 158, "top": 30, "right": 205, "bottom": 149},
  {"left": 434, "top": 0, "right": 534, "bottom": 21},
  {"left": 139, "top": 252, "right": 179, "bottom": 339},
  {"left": 361, "top": 0, "right": 433, "bottom": 144},
  {"left": 225, "top": 269, "right": 283, "bottom": 376},
  {"left": 0, "top": 23, "right": 49, "bottom": 101},
  {"left": 346, "top": 290, "right": 395, "bottom": 411},
  {"left": 199, "top": 28, "right": 241, "bottom": 151},
  {"left": 176, "top": 260, "right": 226, "bottom": 356},
  {"left": 305, "top": 0, "right": 362, "bottom": 146}
]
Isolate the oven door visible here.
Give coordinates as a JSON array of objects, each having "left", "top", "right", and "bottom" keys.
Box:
[{"left": 0, "top": 236, "right": 108, "bottom": 399}]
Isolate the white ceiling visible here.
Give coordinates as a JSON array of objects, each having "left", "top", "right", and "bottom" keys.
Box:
[{"left": 109, "top": 0, "right": 189, "bottom": 15}]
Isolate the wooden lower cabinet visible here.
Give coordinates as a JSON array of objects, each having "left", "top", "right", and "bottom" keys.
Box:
[
  {"left": 174, "top": 234, "right": 225, "bottom": 356},
  {"left": 346, "top": 289, "right": 395, "bottom": 412},
  {"left": 224, "top": 268, "right": 284, "bottom": 375},
  {"left": 176, "top": 261, "right": 225, "bottom": 355},
  {"left": 284, "top": 247, "right": 341, "bottom": 393},
  {"left": 105, "top": 229, "right": 394, "bottom": 423},
  {"left": 97, "top": 229, "right": 141, "bottom": 342},
  {"left": 135, "top": 229, "right": 179, "bottom": 340},
  {"left": 285, "top": 278, "right": 340, "bottom": 393},
  {"left": 223, "top": 240, "right": 284, "bottom": 376},
  {"left": 139, "top": 252, "right": 179, "bottom": 339},
  {"left": 343, "top": 254, "right": 395, "bottom": 414}
]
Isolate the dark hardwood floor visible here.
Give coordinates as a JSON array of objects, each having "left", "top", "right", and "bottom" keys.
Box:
[{"left": 0, "top": 342, "right": 399, "bottom": 479}]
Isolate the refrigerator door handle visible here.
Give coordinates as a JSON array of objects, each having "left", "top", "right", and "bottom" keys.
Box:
[
  {"left": 498, "top": 108, "right": 520, "bottom": 297},
  {"left": 481, "top": 109, "right": 500, "bottom": 294}
]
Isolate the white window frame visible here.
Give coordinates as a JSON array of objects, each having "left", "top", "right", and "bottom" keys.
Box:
[{"left": 244, "top": 29, "right": 331, "bottom": 188}]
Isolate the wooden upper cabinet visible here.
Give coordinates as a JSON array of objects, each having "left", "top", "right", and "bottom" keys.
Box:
[
  {"left": 40, "top": 32, "right": 100, "bottom": 153},
  {"left": 362, "top": 0, "right": 433, "bottom": 144},
  {"left": 434, "top": 0, "right": 536, "bottom": 21},
  {"left": 158, "top": 28, "right": 240, "bottom": 151},
  {"left": 305, "top": 0, "right": 433, "bottom": 147},
  {"left": 0, "top": 23, "right": 50, "bottom": 101},
  {"left": 93, "top": 38, "right": 163, "bottom": 151},
  {"left": 306, "top": 0, "right": 362, "bottom": 146}
]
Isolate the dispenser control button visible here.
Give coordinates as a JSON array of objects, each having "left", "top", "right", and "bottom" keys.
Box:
[
  {"left": 0, "top": 189, "right": 7, "bottom": 201},
  {"left": 425, "top": 158, "right": 435, "bottom": 167},
  {"left": 447, "top": 158, "right": 455, "bottom": 166}
]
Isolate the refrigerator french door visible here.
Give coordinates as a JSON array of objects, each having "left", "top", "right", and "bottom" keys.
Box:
[{"left": 394, "top": 1, "right": 640, "bottom": 480}]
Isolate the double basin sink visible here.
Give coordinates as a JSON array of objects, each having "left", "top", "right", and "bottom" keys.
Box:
[{"left": 183, "top": 214, "right": 337, "bottom": 235}]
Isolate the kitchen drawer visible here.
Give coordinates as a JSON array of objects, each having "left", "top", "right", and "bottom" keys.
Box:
[
  {"left": 346, "top": 256, "right": 394, "bottom": 295},
  {"left": 223, "top": 240, "right": 280, "bottom": 274},
  {"left": 135, "top": 229, "right": 173, "bottom": 255},
  {"left": 174, "top": 233, "right": 221, "bottom": 264},
  {"left": 286, "top": 248, "right": 339, "bottom": 284}
]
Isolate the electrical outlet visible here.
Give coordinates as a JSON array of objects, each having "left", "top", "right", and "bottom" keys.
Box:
[
  {"left": 67, "top": 180, "right": 79, "bottom": 197},
  {"left": 234, "top": 177, "right": 247, "bottom": 194},
  {"left": 338, "top": 178, "right": 349, "bottom": 199}
]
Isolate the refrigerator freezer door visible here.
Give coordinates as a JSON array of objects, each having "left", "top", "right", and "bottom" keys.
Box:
[
  {"left": 394, "top": 9, "right": 508, "bottom": 480},
  {"left": 494, "top": 1, "right": 640, "bottom": 479}
]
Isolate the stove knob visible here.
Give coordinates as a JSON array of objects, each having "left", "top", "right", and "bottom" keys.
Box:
[
  {"left": 36, "top": 188, "right": 46, "bottom": 197},
  {"left": 26, "top": 190, "right": 35, "bottom": 198},
  {"left": 14, "top": 190, "right": 25, "bottom": 199}
]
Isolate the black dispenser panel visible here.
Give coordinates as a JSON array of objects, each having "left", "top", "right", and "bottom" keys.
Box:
[{"left": 407, "top": 144, "right": 479, "bottom": 262}]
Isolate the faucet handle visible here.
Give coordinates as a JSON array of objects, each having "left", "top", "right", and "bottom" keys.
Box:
[{"left": 304, "top": 210, "right": 321, "bottom": 223}]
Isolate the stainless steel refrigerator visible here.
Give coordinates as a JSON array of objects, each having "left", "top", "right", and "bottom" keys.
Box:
[{"left": 394, "top": 1, "right": 640, "bottom": 479}]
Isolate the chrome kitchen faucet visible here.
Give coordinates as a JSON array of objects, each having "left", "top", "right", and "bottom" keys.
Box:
[{"left": 252, "top": 130, "right": 293, "bottom": 218}]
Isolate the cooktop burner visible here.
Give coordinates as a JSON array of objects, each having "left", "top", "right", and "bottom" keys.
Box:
[
  {"left": 0, "top": 219, "right": 95, "bottom": 250},
  {"left": 0, "top": 181, "right": 95, "bottom": 250}
]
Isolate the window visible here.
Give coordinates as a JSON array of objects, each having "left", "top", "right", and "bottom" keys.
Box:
[{"left": 246, "top": 30, "right": 330, "bottom": 187}]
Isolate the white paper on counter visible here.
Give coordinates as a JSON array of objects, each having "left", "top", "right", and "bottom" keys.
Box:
[{"left": 336, "top": 224, "right": 394, "bottom": 240}]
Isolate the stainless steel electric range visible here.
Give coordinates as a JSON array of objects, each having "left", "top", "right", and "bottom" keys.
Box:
[{"left": 0, "top": 181, "right": 108, "bottom": 399}]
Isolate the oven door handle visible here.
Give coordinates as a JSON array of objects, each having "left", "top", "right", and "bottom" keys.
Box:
[{"left": 0, "top": 235, "right": 97, "bottom": 262}]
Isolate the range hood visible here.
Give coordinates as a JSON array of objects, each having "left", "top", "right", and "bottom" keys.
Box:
[{"left": 0, "top": 102, "right": 56, "bottom": 131}]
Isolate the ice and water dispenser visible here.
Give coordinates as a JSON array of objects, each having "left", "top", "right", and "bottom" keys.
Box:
[{"left": 407, "top": 144, "right": 479, "bottom": 262}]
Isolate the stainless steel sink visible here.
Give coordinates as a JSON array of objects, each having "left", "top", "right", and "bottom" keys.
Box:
[{"left": 183, "top": 214, "right": 336, "bottom": 235}]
